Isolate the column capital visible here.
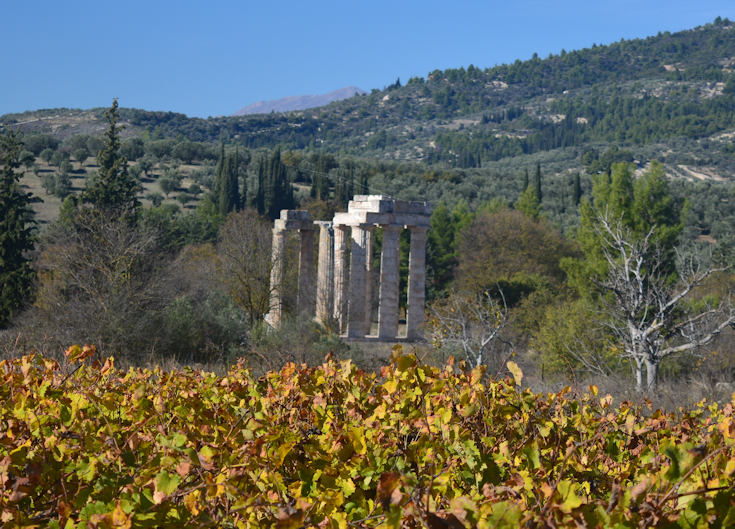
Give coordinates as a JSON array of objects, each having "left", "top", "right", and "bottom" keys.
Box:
[{"left": 408, "top": 225, "right": 429, "bottom": 234}]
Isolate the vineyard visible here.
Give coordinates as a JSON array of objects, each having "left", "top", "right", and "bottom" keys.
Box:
[{"left": 1, "top": 346, "right": 735, "bottom": 528}]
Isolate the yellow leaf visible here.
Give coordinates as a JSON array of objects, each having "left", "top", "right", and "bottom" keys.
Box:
[{"left": 506, "top": 361, "right": 523, "bottom": 386}]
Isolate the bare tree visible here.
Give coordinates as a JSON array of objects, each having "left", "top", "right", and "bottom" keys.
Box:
[
  {"left": 594, "top": 213, "right": 735, "bottom": 392},
  {"left": 216, "top": 210, "right": 278, "bottom": 327},
  {"left": 34, "top": 209, "right": 165, "bottom": 357},
  {"left": 429, "top": 290, "right": 512, "bottom": 370}
]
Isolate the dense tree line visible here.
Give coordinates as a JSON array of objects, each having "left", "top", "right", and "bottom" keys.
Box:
[{"left": 5, "top": 83, "right": 735, "bottom": 399}]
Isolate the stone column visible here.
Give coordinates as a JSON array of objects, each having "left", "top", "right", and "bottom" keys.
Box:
[
  {"left": 378, "top": 224, "right": 401, "bottom": 340},
  {"left": 406, "top": 226, "right": 428, "bottom": 340},
  {"left": 333, "top": 225, "right": 349, "bottom": 333},
  {"left": 364, "top": 226, "right": 374, "bottom": 335},
  {"left": 267, "top": 227, "right": 287, "bottom": 327},
  {"left": 314, "top": 221, "right": 334, "bottom": 324},
  {"left": 347, "top": 225, "right": 368, "bottom": 338},
  {"left": 297, "top": 227, "right": 315, "bottom": 315}
]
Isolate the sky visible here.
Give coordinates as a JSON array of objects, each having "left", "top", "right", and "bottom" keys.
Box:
[{"left": 2, "top": 1, "right": 734, "bottom": 118}]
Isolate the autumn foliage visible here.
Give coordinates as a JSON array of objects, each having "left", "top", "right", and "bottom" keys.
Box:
[{"left": 2, "top": 348, "right": 735, "bottom": 528}]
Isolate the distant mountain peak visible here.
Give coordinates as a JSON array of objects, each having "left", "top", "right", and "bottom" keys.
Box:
[{"left": 233, "top": 86, "right": 365, "bottom": 116}]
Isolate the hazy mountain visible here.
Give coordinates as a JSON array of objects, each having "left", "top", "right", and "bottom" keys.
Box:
[{"left": 233, "top": 86, "right": 366, "bottom": 115}]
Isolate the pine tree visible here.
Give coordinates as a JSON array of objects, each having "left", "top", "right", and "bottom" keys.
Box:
[
  {"left": 0, "top": 131, "right": 36, "bottom": 327},
  {"left": 83, "top": 99, "right": 140, "bottom": 214}
]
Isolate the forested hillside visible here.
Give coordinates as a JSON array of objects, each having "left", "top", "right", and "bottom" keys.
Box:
[{"left": 4, "top": 17, "right": 735, "bottom": 174}]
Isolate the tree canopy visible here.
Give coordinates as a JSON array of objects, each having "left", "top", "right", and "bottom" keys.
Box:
[{"left": 0, "top": 131, "right": 36, "bottom": 327}]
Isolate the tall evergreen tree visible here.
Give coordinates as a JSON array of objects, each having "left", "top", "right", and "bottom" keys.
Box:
[
  {"left": 238, "top": 148, "right": 249, "bottom": 208},
  {"left": 258, "top": 147, "right": 294, "bottom": 219},
  {"left": 534, "top": 162, "right": 543, "bottom": 203},
  {"left": 253, "top": 155, "right": 265, "bottom": 215},
  {"left": 213, "top": 141, "right": 225, "bottom": 200},
  {"left": 215, "top": 144, "right": 239, "bottom": 216},
  {"left": 0, "top": 131, "right": 36, "bottom": 327},
  {"left": 83, "top": 99, "right": 140, "bottom": 214},
  {"left": 573, "top": 172, "right": 582, "bottom": 205}
]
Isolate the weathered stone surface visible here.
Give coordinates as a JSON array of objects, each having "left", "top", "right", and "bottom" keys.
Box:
[
  {"left": 268, "top": 210, "right": 314, "bottom": 328},
  {"left": 406, "top": 226, "right": 428, "bottom": 340},
  {"left": 333, "top": 211, "right": 431, "bottom": 229},
  {"left": 364, "top": 227, "right": 374, "bottom": 333},
  {"left": 270, "top": 197, "right": 430, "bottom": 341},
  {"left": 333, "top": 225, "right": 349, "bottom": 333},
  {"left": 378, "top": 225, "right": 401, "bottom": 339},
  {"left": 347, "top": 195, "right": 432, "bottom": 216},
  {"left": 315, "top": 221, "right": 334, "bottom": 324},
  {"left": 266, "top": 228, "right": 287, "bottom": 327},
  {"left": 347, "top": 226, "right": 368, "bottom": 338},
  {"left": 274, "top": 209, "right": 315, "bottom": 231}
]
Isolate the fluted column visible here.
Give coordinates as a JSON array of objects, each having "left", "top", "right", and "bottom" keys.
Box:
[
  {"left": 315, "top": 221, "right": 334, "bottom": 324},
  {"left": 297, "top": 227, "right": 315, "bottom": 315},
  {"left": 406, "top": 226, "right": 428, "bottom": 340},
  {"left": 364, "top": 226, "right": 374, "bottom": 335},
  {"left": 333, "top": 225, "right": 349, "bottom": 334},
  {"left": 378, "top": 224, "right": 401, "bottom": 339},
  {"left": 347, "top": 225, "right": 368, "bottom": 338},
  {"left": 267, "top": 228, "right": 287, "bottom": 327}
]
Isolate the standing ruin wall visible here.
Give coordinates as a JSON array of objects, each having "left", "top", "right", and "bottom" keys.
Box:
[{"left": 267, "top": 195, "right": 432, "bottom": 340}]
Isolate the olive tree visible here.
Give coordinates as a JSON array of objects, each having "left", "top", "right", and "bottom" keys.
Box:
[
  {"left": 429, "top": 290, "right": 512, "bottom": 371},
  {"left": 594, "top": 213, "right": 735, "bottom": 392}
]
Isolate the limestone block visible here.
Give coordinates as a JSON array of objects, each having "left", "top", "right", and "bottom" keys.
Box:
[
  {"left": 378, "top": 225, "right": 401, "bottom": 339},
  {"left": 315, "top": 221, "right": 334, "bottom": 323},
  {"left": 347, "top": 226, "right": 368, "bottom": 338},
  {"left": 333, "top": 225, "right": 349, "bottom": 333},
  {"left": 406, "top": 226, "right": 428, "bottom": 340}
]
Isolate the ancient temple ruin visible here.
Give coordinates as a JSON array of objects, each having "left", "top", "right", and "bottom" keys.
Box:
[{"left": 267, "top": 195, "right": 432, "bottom": 340}]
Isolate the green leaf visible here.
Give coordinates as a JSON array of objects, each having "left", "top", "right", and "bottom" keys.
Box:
[
  {"left": 155, "top": 470, "right": 181, "bottom": 496},
  {"left": 557, "top": 480, "right": 584, "bottom": 513}
]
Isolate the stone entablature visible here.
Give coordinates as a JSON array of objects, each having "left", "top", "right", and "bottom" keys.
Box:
[{"left": 267, "top": 195, "right": 432, "bottom": 341}]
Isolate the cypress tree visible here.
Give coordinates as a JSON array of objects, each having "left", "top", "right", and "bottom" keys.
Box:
[
  {"left": 213, "top": 141, "right": 225, "bottom": 201},
  {"left": 523, "top": 168, "right": 529, "bottom": 191},
  {"left": 217, "top": 154, "right": 239, "bottom": 216},
  {"left": 573, "top": 172, "right": 582, "bottom": 205},
  {"left": 0, "top": 131, "right": 36, "bottom": 327},
  {"left": 238, "top": 148, "right": 249, "bottom": 207},
  {"left": 534, "top": 162, "right": 543, "bottom": 203},
  {"left": 83, "top": 99, "right": 140, "bottom": 215},
  {"left": 254, "top": 155, "right": 265, "bottom": 215}
]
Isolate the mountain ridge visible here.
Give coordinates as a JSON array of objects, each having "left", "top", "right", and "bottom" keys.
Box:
[{"left": 233, "top": 86, "right": 366, "bottom": 116}]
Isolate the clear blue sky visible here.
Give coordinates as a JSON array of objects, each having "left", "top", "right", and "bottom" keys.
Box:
[{"left": 2, "top": 1, "right": 733, "bottom": 118}]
